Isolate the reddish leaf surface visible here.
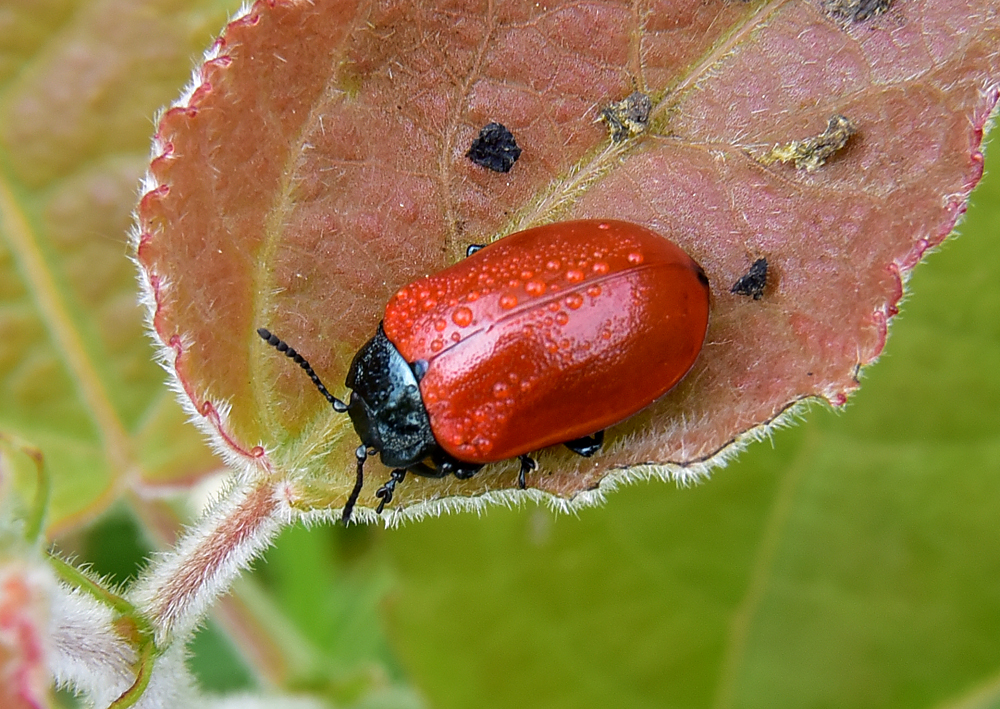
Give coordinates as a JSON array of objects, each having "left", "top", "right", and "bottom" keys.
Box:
[{"left": 134, "top": 0, "right": 999, "bottom": 521}]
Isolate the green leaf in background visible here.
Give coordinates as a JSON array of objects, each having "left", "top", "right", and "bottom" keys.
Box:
[{"left": 0, "top": 0, "right": 236, "bottom": 532}]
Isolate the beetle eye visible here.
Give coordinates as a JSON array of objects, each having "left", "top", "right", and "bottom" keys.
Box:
[{"left": 412, "top": 359, "right": 429, "bottom": 380}]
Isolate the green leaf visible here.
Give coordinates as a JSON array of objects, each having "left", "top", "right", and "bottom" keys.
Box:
[
  {"left": 0, "top": 0, "right": 237, "bottom": 532},
  {"left": 247, "top": 523, "right": 422, "bottom": 705}
]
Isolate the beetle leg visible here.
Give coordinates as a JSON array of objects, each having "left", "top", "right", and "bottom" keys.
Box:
[
  {"left": 430, "top": 451, "right": 483, "bottom": 480},
  {"left": 408, "top": 460, "right": 447, "bottom": 478},
  {"left": 375, "top": 469, "right": 407, "bottom": 514},
  {"left": 449, "top": 459, "right": 484, "bottom": 480},
  {"left": 465, "top": 243, "right": 486, "bottom": 257},
  {"left": 516, "top": 455, "right": 537, "bottom": 489},
  {"left": 404, "top": 456, "right": 483, "bottom": 480},
  {"left": 342, "top": 445, "right": 369, "bottom": 525},
  {"left": 563, "top": 430, "right": 604, "bottom": 457}
]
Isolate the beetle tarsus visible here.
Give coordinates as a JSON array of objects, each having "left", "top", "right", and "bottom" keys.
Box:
[
  {"left": 452, "top": 463, "right": 484, "bottom": 480},
  {"left": 434, "top": 451, "right": 483, "bottom": 480},
  {"left": 375, "top": 469, "right": 407, "bottom": 513},
  {"left": 563, "top": 430, "right": 605, "bottom": 457},
  {"left": 342, "top": 445, "right": 368, "bottom": 525},
  {"left": 517, "top": 455, "right": 537, "bottom": 489}
]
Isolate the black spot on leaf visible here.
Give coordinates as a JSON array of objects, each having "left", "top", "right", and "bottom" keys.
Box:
[
  {"left": 731, "top": 258, "right": 769, "bottom": 300},
  {"left": 825, "top": 0, "right": 893, "bottom": 22},
  {"left": 466, "top": 122, "right": 522, "bottom": 173}
]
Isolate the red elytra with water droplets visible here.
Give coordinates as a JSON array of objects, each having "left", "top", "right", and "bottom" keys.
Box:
[{"left": 382, "top": 219, "right": 711, "bottom": 463}]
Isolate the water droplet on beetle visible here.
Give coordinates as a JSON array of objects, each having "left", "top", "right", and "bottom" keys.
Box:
[
  {"left": 452, "top": 306, "right": 473, "bottom": 327},
  {"left": 525, "top": 279, "right": 546, "bottom": 296}
]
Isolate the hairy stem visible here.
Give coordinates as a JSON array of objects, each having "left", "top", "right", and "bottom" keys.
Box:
[
  {"left": 129, "top": 478, "right": 294, "bottom": 646},
  {"left": 47, "top": 553, "right": 143, "bottom": 624}
]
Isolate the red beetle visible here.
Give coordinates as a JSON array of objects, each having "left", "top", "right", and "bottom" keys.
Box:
[{"left": 260, "top": 219, "right": 710, "bottom": 522}]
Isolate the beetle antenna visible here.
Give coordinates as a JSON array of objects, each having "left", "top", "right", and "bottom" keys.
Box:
[
  {"left": 257, "top": 328, "right": 348, "bottom": 413},
  {"left": 342, "top": 445, "right": 368, "bottom": 524}
]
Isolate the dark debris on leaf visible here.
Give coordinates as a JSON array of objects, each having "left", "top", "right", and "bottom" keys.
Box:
[
  {"left": 599, "top": 91, "right": 653, "bottom": 143},
  {"left": 824, "top": 0, "right": 893, "bottom": 21},
  {"left": 758, "top": 114, "right": 857, "bottom": 172},
  {"left": 466, "top": 122, "right": 522, "bottom": 173},
  {"left": 731, "top": 258, "right": 769, "bottom": 300}
]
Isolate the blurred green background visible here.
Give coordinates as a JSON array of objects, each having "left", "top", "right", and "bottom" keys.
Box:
[{"left": 2, "top": 1, "right": 998, "bottom": 707}]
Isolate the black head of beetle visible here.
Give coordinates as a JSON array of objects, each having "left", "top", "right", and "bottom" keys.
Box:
[
  {"left": 343, "top": 324, "right": 436, "bottom": 468},
  {"left": 257, "top": 325, "right": 480, "bottom": 524}
]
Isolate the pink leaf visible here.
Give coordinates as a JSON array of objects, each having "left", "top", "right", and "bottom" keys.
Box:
[{"left": 134, "top": 0, "right": 1000, "bottom": 520}]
